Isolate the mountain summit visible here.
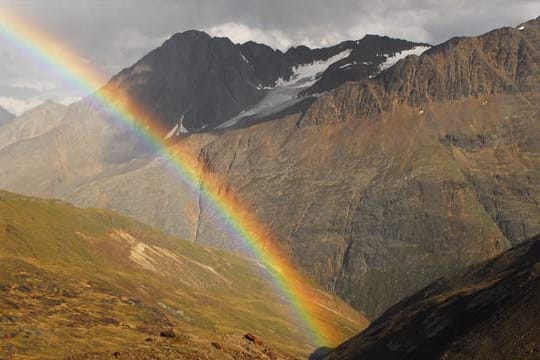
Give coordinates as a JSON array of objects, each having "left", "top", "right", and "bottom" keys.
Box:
[
  {"left": 0, "top": 105, "right": 15, "bottom": 126},
  {"left": 106, "top": 31, "right": 428, "bottom": 133}
]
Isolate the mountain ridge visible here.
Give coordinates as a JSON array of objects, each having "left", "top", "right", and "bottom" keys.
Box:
[
  {"left": 299, "top": 17, "right": 539, "bottom": 127},
  {"left": 105, "top": 29, "right": 429, "bottom": 132},
  {"left": 0, "top": 105, "right": 15, "bottom": 126}
]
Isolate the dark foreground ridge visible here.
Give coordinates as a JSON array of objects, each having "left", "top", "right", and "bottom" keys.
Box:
[{"left": 319, "top": 233, "right": 540, "bottom": 360}]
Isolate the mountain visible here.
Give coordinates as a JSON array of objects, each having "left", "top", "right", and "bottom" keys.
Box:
[
  {"left": 0, "top": 17, "right": 538, "bottom": 322},
  {"left": 0, "top": 105, "right": 15, "bottom": 127},
  {"left": 0, "top": 190, "right": 367, "bottom": 359},
  {"left": 106, "top": 31, "right": 427, "bottom": 132},
  {"left": 0, "top": 101, "right": 67, "bottom": 151},
  {"left": 320, "top": 233, "right": 540, "bottom": 360},
  {"left": 171, "top": 17, "right": 540, "bottom": 318}
]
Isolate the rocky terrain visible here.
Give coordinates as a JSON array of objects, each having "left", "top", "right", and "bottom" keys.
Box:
[
  {"left": 0, "top": 17, "right": 538, "bottom": 322},
  {"left": 0, "top": 190, "right": 367, "bottom": 359},
  {"left": 320, "top": 233, "right": 540, "bottom": 360}
]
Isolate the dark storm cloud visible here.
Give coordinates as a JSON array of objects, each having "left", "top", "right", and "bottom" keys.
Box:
[{"left": 0, "top": 0, "right": 537, "bottom": 114}]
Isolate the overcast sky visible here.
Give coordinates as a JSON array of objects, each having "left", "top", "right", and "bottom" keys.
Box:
[{"left": 0, "top": 0, "right": 538, "bottom": 115}]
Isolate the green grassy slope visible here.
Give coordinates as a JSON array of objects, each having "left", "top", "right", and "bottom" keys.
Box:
[{"left": 0, "top": 191, "right": 367, "bottom": 359}]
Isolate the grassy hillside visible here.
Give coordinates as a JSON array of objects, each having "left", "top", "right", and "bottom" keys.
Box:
[{"left": 0, "top": 190, "right": 367, "bottom": 359}]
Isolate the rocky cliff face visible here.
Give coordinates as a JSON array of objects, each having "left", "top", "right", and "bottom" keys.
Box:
[{"left": 321, "top": 233, "right": 540, "bottom": 360}]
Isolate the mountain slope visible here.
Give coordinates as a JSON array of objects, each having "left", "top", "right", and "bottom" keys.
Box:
[
  {"left": 0, "top": 105, "right": 15, "bottom": 126},
  {"left": 0, "top": 190, "right": 367, "bottom": 359},
  {"left": 321, "top": 233, "right": 540, "bottom": 360},
  {"left": 0, "top": 101, "right": 67, "bottom": 151}
]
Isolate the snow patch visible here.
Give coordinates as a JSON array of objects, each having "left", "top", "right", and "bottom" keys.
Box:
[
  {"left": 339, "top": 63, "right": 354, "bottom": 69},
  {"left": 379, "top": 46, "right": 431, "bottom": 72},
  {"left": 270, "top": 49, "right": 352, "bottom": 89},
  {"left": 240, "top": 51, "right": 249, "bottom": 64},
  {"left": 164, "top": 115, "right": 188, "bottom": 138},
  {"left": 218, "top": 50, "right": 352, "bottom": 129},
  {"left": 179, "top": 115, "right": 188, "bottom": 133},
  {"left": 164, "top": 123, "right": 179, "bottom": 139},
  {"left": 518, "top": 25, "right": 525, "bottom": 30}
]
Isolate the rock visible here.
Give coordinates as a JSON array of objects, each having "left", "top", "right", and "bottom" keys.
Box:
[
  {"left": 244, "top": 333, "right": 263, "bottom": 345},
  {"left": 159, "top": 329, "right": 176, "bottom": 338},
  {"left": 16, "top": 285, "right": 31, "bottom": 292},
  {"left": 211, "top": 342, "right": 222, "bottom": 350},
  {"left": 0, "top": 315, "right": 18, "bottom": 323}
]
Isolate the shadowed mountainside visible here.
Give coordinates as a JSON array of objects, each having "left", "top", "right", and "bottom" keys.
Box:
[{"left": 320, "top": 233, "right": 540, "bottom": 360}]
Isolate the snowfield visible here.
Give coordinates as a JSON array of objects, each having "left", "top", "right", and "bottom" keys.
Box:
[
  {"left": 218, "top": 50, "right": 352, "bottom": 129},
  {"left": 378, "top": 46, "right": 431, "bottom": 72}
]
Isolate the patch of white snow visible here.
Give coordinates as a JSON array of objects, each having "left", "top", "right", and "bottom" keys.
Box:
[
  {"left": 240, "top": 51, "right": 250, "bottom": 64},
  {"left": 178, "top": 115, "right": 188, "bottom": 134},
  {"left": 271, "top": 49, "right": 352, "bottom": 89},
  {"left": 378, "top": 46, "right": 431, "bottom": 72},
  {"left": 164, "top": 123, "right": 179, "bottom": 139},
  {"left": 217, "top": 49, "right": 353, "bottom": 129},
  {"left": 518, "top": 25, "right": 525, "bottom": 30}
]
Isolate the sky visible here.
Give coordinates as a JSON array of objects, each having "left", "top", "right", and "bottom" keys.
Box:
[{"left": 0, "top": 0, "right": 538, "bottom": 115}]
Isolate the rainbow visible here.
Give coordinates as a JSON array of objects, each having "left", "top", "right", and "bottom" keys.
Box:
[{"left": 0, "top": 6, "right": 361, "bottom": 348}]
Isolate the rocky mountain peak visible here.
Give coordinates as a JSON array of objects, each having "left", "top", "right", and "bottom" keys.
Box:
[
  {"left": 0, "top": 105, "right": 15, "bottom": 126},
  {"left": 102, "top": 29, "right": 429, "bottom": 134}
]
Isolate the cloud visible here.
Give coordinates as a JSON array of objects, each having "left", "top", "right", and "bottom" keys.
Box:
[
  {"left": 207, "top": 22, "right": 294, "bottom": 50},
  {"left": 0, "top": 96, "right": 42, "bottom": 115},
  {"left": 58, "top": 96, "right": 81, "bottom": 106},
  {"left": 11, "top": 80, "right": 57, "bottom": 92}
]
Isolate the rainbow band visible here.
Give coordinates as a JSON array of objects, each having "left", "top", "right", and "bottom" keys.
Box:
[{"left": 0, "top": 6, "right": 351, "bottom": 347}]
